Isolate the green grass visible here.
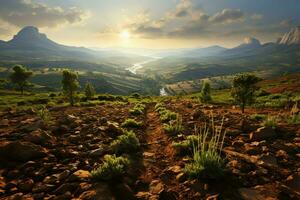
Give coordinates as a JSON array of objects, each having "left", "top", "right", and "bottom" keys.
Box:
[
  {"left": 91, "top": 154, "right": 129, "bottom": 181},
  {"left": 172, "top": 135, "right": 200, "bottom": 155},
  {"left": 250, "top": 114, "right": 266, "bottom": 121},
  {"left": 121, "top": 118, "right": 143, "bottom": 128},
  {"left": 184, "top": 118, "right": 226, "bottom": 179},
  {"left": 286, "top": 113, "right": 300, "bottom": 125},
  {"left": 35, "top": 106, "right": 53, "bottom": 124},
  {"left": 110, "top": 130, "right": 140, "bottom": 154},
  {"left": 261, "top": 115, "right": 278, "bottom": 129},
  {"left": 129, "top": 103, "right": 146, "bottom": 115},
  {"left": 164, "top": 115, "right": 183, "bottom": 135}
]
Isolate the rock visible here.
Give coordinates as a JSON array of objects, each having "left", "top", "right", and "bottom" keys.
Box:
[
  {"left": 166, "top": 165, "right": 181, "bottom": 174},
  {"left": 52, "top": 191, "right": 72, "bottom": 200},
  {"left": 149, "top": 180, "right": 164, "bottom": 194},
  {"left": 136, "top": 191, "right": 151, "bottom": 199},
  {"left": 283, "top": 173, "right": 300, "bottom": 197},
  {"left": 89, "top": 148, "right": 105, "bottom": 157},
  {"left": 18, "top": 178, "right": 34, "bottom": 192},
  {"left": 176, "top": 173, "right": 187, "bottom": 182},
  {"left": 258, "top": 155, "right": 278, "bottom": 168},
  {"left": 159, "top": 189, "right": 178, "bottom": 200},
  {"left": 249, "top": 127, "right": 276, "bottom": 141},
  {"left": 57, "top": 170, "right": 71, "bottom": 182},
  {"left": 67, "top": 170, "right": 91, "bottom": 182},
  {"left": 6, "top": 169, "right": 21, "bottom": 179},
  {"left": 0, "top": 141, "right": 47, "bottom": 162},
  {"left": 226, "top": 128, "right": 241, "bottom": 137},
  {"left": 77, "top": 183, "right": 113, "bottom": 200},
  {"left": 54, "top": 183, "right": 79, "bottom": 194},
  {"left": 24, "top": 129, "right": 54, "bottom": 145},
  {"left": 191, "top": 109, "right": 206, "bottom": 120},
  {"left": 32, "top": 183, "right": 56, "bottom": 193},
  {"left": 238, "top": 187, "right": 268, "bottom": 200}
]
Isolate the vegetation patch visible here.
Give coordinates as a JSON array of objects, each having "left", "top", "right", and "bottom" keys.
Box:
[
  {"left": 130, "top": 103, "right": 146, "bottom": 115},
  {"left": 184, "top": 120, "right": 226, "bottom": 179},
  {"left": 164, "top": 115, "right": 183, "bottom": 135},
  {"left": 261, "top": 115, "right": 278, "bottom": 129},
  {"left": 91, "top": 154, "right": 129, "bottom": 181},
  {"left": 121, "top": 118, "right": 143, "bottom": 128},
  {"left": 110, "top": 130, "right": 140, "bottom": 154}
]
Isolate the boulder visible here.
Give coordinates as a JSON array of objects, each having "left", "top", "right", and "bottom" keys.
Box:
[
  {"left": 67, "top": 170, "right": 91, "bottom": 182},
  {"left": 0, "top": 141, "right": 47, "bottom": 162},
  {"left": 24, "top": 129, "right": 54, "bottom": 145},
  {"left": 249, "top": 127, "right": 276, "bottom": 141},
  {"left": 77, "top": 183, "right": 113, "bottom": 200}
]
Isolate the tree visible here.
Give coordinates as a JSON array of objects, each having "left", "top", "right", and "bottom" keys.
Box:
[
  {"left": 9, "top": 65, "right": 33, "bottom": 94},
  {"left": 62, "top": 70, "right": 79, "bottom": 106},
  {"left": 231, "top": 73, "right": 261, "bottom": 113},
  {"left": 84, "top": 81, "right": 95, "bottom": 100},
  {"left": 199, "top": 81, "right": 212, "bottom": 103}
]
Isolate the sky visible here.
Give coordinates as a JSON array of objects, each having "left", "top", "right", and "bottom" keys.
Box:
[{"left": 0, "top": 0, "right": 299, "bottom": 49}]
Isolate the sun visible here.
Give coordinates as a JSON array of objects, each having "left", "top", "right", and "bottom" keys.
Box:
[{"left": 120, "top": 30, "right": 130, "bottom": 40}]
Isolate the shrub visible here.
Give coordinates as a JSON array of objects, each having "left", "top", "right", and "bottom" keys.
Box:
[
  {"left": 172, "top": 135, "right": 199, "bottom": 155},
  {"left": 121, "top": 118, "right": 142, "bottom": 128},
  {"left": 36, "top": 106, "right": 52, "bottom": 124},
  {"left": 84, "top": 82, "right": 95, "bottom": 100},
  {"left": 184, "top": 119, "right": 226, "bottom": 179},
  {"left": 91, "top": 155, "right": 129, "bottom": 181},
  {"left": 130, "top": 103, "right": 145, "bottom": 115},
  {"left": 155, "top": 103, "right": 164, "bottom": 111},
  {"left": 287, "top": 103, "right": 300, "bottom": 124},
  {"left": 110, "top": 131, "right": 140, "bottom": 154},
  {"left": 261, "top": 115, "right": 278, "bottom": 129},
  {"left": 159, "top": 109, "right": 177, "bottom": 122},
  {"left": 199, "top": 82, "right": 212, "bottom": 103},
  {"left": 250, "top": 114, "right": 266, "bottom": 121},
  {"left": 164, "top": 115, "right": 183, "bottom": 135}
]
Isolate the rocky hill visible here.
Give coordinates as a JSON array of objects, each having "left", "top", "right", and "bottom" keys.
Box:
[{"left": 279, "top": 26, "right": 300, "bottom": 45}]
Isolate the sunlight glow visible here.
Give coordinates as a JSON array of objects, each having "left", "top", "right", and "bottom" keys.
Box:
[{"left": 120, "top": 30, "right": 130, "bottom": 40}]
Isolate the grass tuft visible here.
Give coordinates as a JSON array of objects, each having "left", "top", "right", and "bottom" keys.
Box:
[
  {"left": 110, "top": 130, "right": 140, "bottom": 154},
  {"left": 121, "top": 118, "right": 143, "bottom": 128},
  {"left": 184, "top": 117, "right": 226, "bottom": 179},
  {"left": 91, "top": 154, "right": 129, "bottom": 181}
]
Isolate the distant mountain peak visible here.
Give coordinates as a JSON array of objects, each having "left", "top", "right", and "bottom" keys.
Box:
[
  {"left": 244, "top": 37, "right": 261, "bottom": 45},
  {"left": 279, "top": 26, "right": 300, "bottom": 45},
  {"left": 12, "top": 26, "right": 47, "bottom": 41}
]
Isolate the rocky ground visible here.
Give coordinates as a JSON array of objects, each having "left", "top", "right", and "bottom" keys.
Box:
[{"left": 0, "top": 99, "right": 299, "bottom": 200}]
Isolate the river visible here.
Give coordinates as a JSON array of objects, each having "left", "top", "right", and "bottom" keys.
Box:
[{"left": 126, "top": 57, "right": 168, "bottom": 96}]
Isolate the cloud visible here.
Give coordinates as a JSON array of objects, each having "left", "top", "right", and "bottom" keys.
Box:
[
  {"left": 251, "top": 14, "right": 264, "bottom": 20},
  {"left": 0, "top": 0, "right": 87, "bottom": 28},
  {"left": 209, "top": 9, "right": 244, "bottom": 24}
]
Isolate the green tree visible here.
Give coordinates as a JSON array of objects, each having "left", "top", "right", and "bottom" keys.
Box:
[
  {"left": 231, "top": 73, "right": 261, "bottom": 113},
  {"left": 84, "top": 81, "right": 95, "bottom": 100},
  {"left": 62, "top": 70, "right": 79, "bottom": 106},
  {"left": 9, "top": 65, "right": 33, "bottom": 94},
  {"left": 199, "top": 81, "right": 212, "bottom": 103}
]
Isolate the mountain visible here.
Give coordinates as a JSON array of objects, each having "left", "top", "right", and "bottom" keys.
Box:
[
  {"left": 278, "top": 26, "right": 300, "bottom": 45},
  {"left": 179, "top": 45, "right": 227, "bottom": 57},
  {"left": 0, "top": 26, "right": 145, "bottom": 66}
]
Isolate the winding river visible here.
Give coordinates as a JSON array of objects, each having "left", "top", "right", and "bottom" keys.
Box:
[{"left": 126, "top": 57, "right": 168, "bottom": 96}]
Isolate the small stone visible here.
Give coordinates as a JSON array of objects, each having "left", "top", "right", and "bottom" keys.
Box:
[
  {"left": 67, "top": 170, "right": 91, "bottom": 182},
  {"left": 249, "top": 127, "right": 276, "bottom": 141},
  {"left": 18, "top": 178, "right": 34, "bottom": 192},
  {"left": 176, "top": 173, "right": 187, "bottom": 182}
]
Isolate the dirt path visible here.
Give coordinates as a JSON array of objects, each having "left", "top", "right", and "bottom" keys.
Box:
[{"left": 135, "top": 104, "right": 177, "bottom": 198}]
